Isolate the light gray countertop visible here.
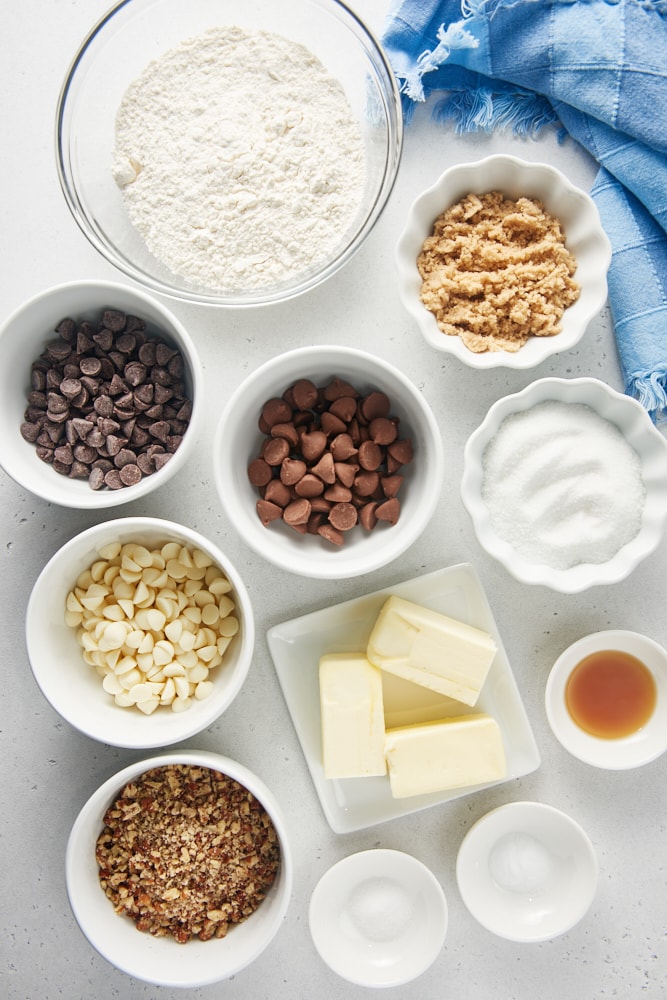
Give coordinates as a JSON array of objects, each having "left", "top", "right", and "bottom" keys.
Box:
[{"left": 2, "top": 3, "right": 666, "bottom": 998}]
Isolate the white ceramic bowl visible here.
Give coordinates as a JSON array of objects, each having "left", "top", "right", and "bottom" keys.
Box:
[
  {"left": 66, "top": 749, "right": 292, "bottom": 987},
  {"left": 456, "top": 801, "right": 598, "bottom": 943},
  {"left": 0, "top": 280, "right": 203, "bottom": 508},
  {"left": 461, "top": 377, "right": 667, "bottom": 592},
  {"left": 396, "top": 155, "right": 611, "bottom": 368},
  {"left": 545, "top": 630, "right": 667, "bottom": 769},
  {"left": 56, "top": 0, "right": 402, "bottom": 306},
  {"left": 309, "top": 849, "right": 447, "bottom": 987},
  {"left": 213, "top": 346, "right": 444, "bottom": 579},
  {"left": 26, "top": 517, "right": 254, "bottom": 748}
]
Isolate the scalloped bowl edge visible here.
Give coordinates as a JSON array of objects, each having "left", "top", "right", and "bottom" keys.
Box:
[
  {"left": 396, "top": 155, "right": 611, "bottom": 369},
  {"left": 461, "top": 377, "right": 667, "bottom": 592}
]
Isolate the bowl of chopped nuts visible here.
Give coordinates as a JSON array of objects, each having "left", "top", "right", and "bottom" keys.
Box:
[
  {"left": 0, "top": 280, "right": 203, "bottom": 507},
  {"left": 395, "top": 155, "right": 611, "bottom": 368},
  {"left": 66, "top": 749, "right": 293, "bottom": 986},
  {"left": 26, "top": 517, "right": 254, "bottom": 747},
  {"left": 212, "top": 345, "right": 444, "bottom": 579}
]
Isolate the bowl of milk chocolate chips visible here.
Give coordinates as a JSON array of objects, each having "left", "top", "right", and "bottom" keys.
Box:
[{"left": 213, "top": 345, "right": 445, "bottom": 579}]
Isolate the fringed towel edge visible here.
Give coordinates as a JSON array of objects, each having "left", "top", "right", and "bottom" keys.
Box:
[
  {"left": 626, "top": 367, "right": 667, "bottom": 424},
  {"left": 432, "top": 87, "right": 560, "bottom": 138}
]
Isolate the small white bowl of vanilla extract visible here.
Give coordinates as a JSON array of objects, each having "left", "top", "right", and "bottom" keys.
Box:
[{"left": 545, "top": 630, "right": 667, "bottom": 769}]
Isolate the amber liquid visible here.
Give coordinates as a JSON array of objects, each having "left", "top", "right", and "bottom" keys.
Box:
[{"left": 565, "top": 649, "right": 657, "bottom": 739}]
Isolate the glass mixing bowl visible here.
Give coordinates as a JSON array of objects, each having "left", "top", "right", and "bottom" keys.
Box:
[{"left": 56, "top": 0, "right": 403, "bottom": 306}]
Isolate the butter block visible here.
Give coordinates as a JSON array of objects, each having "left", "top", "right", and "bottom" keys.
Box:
[
  {"left": 319, "top": 652, "right": 387, "bottom": 779},
  {"left": 384, "top": 713, "right": 506, "bottom": 798},
  {"left": 366, "top": 595, "right": 496, "bottom": 705}
]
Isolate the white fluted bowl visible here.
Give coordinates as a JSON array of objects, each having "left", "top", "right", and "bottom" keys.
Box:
[
  {"left": 461, "top": 377, "right": 667, "bottom": 592},
  {"left": 396, "top": 155, "right": 611, "bottom": 368}
]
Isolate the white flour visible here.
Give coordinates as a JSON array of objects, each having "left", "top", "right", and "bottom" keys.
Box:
[{"left": 113, "top": 26, "right": 366, "bottom": 293}]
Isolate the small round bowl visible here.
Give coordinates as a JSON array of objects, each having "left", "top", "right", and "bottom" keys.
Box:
[
  {"left": 395, "top": 154, "right": 611, "bottom": 368},
  {"left": 26, "top": 517, "right": 254, "bottom": 748},
  {"left": 66, "top": 749, "right": 292, "bottom": 987},
  {"left": 213, "top": 346, "right": 444, "bottom": 579},
  {"left": 545, "top": 630, "right": 667, "bottom": 769},
  {"left": 0, "top": 280, "right": 203, "bottom": 509},
  {"left": 456, "top": 801, "right": 598, "bottom": 943},
  {"left": 56, "top": 0, "right": 402, "bottom": 306},
  {"left": 309, "top": 849, "right": 447, "bottom": 988},
  {"left": 461, "top": 377, "right": 667, "bottom": 592}
]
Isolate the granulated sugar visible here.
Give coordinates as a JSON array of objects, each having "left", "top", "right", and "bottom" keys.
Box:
[
  {"left": 481, "top": 400, "right": 646, "bottom": 570},
  {"left": 113, "top": 26, "right": 366, "bottom": 292}
]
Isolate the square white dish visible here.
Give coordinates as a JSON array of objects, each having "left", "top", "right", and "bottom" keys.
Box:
[{"left": 267, "top": 564, "right": 540, "bottom": 833}]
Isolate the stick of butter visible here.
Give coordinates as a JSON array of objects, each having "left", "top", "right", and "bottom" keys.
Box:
[
  {"left": 384, "top": 713, "right": 506, "bottom": 798},
  {"left": 366, "top": 595, "right": 496, "bottom": 705},
  {"left": 319, "top": 652, "right": 387, "bottom": 779}
]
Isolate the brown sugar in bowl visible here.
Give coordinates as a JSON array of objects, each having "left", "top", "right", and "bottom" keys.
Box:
[{"left": 395, "top": 155, "right": 611, "bottom": 369}]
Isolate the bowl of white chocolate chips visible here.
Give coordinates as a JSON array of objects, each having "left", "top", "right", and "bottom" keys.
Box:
[{"left": 26, "top": 516, "right": 254, "bottom": 748}]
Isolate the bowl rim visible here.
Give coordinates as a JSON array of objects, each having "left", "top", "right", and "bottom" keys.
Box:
[
  {"left": 544, "top": 629, "right": 667, "bottom": 769},
  {"left": 455, "top": 799, "right": 598, "bottom": 942},
  {"left": 460, "top": 376, "right": 667, "bottom": 592},
  {"left": 25, "top": 515, "right": 255, "bottom": 748},
  {"left": 65, "top": 748, "right": 293, "bottom": 987},
  {"left": 54, "top": 0, "right": 404, "bottom": 307},
  {"left": 0, "top": 278, "right": 204, "bottom": 508},
  {"left": 212, "top": 344, "right": 445, "bottom": 579},
  {"left": 395, "top": 153, "right": 612, "bottom": 368}
]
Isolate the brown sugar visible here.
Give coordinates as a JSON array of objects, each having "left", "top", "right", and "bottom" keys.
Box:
[{"left": 417, "top": 191, "right": 580, "bottom": 353}]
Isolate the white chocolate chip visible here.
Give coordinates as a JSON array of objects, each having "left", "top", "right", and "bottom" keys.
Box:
[
  {"left": 178, "top": 631, "right": 196, "bottom": 653},
  {"left": 209, "top": 576, "right": 233, "bottom": 596},
  {"left": 100, "top": 621, "right": 130, "bottom": 651},
  {"left": 195, "top": 681, "right": 214, "bottom": 700},
  {"left": 188, "top": 664, "right": 209, "bottom": 683},
  {"left": 218, "top": 595, "right": 236, "bottom": 618},
  {"left": 219, "top": 616, "right": 239, "bottom": 637},
  {"left": 171, "top": 696, "right": 192, "bottom": 713},
  {"left": 98, "top": 541, "right": 122, "bottom": 560},
  {"left": 136, "top": 697, "right": 160, "bottom": 715},
  {"left": 102, "top": 673, "right": 123, "bottom": 696},
  {"left": 162, "top": 662, "right": 187, "bottom": 677},
  {"left": 120, "top": 668, "right": 143, "bottom": 690}
]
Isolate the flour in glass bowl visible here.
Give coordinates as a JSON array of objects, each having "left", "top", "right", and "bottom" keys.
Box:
[{"left": 112, "top": 26, "right": 366, "bottom": 293}]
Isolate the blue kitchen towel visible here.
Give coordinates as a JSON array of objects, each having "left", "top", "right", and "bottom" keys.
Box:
[{"left": 383, "top": 0, "right": 667, "bottom": 423}]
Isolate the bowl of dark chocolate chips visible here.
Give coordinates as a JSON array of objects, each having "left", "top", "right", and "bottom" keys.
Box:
[{"left": 0, "top": 280, "right": 203, "bottom": 508}]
